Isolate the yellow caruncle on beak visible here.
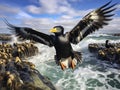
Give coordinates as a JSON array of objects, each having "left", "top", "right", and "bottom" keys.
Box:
[{"left": 50, "top": 28, "right": 58, "bottom": 33}]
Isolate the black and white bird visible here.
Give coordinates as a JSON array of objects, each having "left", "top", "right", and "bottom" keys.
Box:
[{"left": 5, "top": 1, "right": 116, "bottom": 70}]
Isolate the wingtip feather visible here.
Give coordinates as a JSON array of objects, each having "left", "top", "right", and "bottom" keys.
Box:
[{"left": 99, "top": 1, "right": 112, "bottom": 10}]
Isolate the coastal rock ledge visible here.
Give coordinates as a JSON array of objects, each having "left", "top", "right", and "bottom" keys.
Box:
[{"left": 0, "top": 42, "right": 56, "bottom": 90}]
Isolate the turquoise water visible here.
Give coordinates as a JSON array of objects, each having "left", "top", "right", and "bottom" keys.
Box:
[{"left": 29, "top": 34, "right": 120, "bottom": 90}]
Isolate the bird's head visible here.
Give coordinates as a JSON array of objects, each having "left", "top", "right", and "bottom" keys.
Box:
[
  {"left": 50, "top": 26, "right": 64, "bottom": 35},
  {"left": 106, "top": 40, "right": 109, "bottom": 43}
]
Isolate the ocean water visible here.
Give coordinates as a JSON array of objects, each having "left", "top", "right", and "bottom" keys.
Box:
[{"left": 15, "top": 34, "right": 120, "bottom": 90}]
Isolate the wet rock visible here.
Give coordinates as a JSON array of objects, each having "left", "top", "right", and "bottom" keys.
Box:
[
  {"left": 0, "top": 42, "right": 56, "bottom": 90},
  {"left": 0, "top": 34, "right": 12, "bottom": 41},
  {"left": 88, "top": 43, "right": 120, "bottom": 64}
]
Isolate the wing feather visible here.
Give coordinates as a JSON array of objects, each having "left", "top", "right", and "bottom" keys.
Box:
[
  {"left": 5, "top": 20, "right": 53, "bottom": 47},
  {"left": 67, "top": 1, "right": 117, "bottom": 44}
]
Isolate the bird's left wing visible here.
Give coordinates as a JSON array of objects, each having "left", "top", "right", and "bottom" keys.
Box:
[
  {"left": 5, "top": 21, "right": 53, "bottom": 47},
  {"left": 66, "top": 1, "right": 117, "bottom": 44}
]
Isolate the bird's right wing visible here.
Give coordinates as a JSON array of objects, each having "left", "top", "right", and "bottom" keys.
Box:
[
  {"left": 5, "top": 21, "right": 54, "bottom": 47},
  {"left": 66, "top": 1, "right": 117, "bottom": 44}
]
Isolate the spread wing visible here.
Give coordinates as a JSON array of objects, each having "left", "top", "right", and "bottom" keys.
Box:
[
  {"left": 5, "top": 21, "right": 53, "bottom": 47},
  {"left": 67, "top": 1, "right": 117, "bottom": 44}
]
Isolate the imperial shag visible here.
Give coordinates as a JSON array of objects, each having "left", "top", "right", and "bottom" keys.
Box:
[
  {"left": 105, "top": 40, "right": 114, "bottom": 48},
  {"left": 5, "top": 1, "right": 116, "bottom": 70}
]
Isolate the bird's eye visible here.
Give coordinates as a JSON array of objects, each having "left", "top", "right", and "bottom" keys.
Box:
[{"left": 56, "top": 28, "right": 61, "bottom": 31}]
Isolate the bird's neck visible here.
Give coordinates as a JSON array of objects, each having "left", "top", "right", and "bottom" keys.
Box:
[{"left": 55, "top": 33, "right": 63, "bottom": 37}]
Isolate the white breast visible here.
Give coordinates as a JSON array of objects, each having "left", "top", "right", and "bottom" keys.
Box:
[{"left": 59, "top": 35, "right": 68, "bottom": 42}]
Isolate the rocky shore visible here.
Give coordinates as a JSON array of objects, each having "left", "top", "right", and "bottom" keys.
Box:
[
  {"left": 0, "top": 34, "right": 12, "bottom": 41},
  {"left": 0, "top": 42, "right": 56, "bottom": 90},
  {"left": 109, "top": 33, "right": 120, "bottom": 36},
  {"left": 88, "top": 43, "right": 120, "bottom": 64}
]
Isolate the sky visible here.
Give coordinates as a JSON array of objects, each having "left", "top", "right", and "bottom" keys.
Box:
[{"left": 0, "top": 0, "right": 120, "bottom": 34}]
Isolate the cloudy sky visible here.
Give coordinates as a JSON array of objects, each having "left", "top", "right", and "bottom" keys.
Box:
[{"left": 0, "top": 0, "right": 120, "bottom": 34}]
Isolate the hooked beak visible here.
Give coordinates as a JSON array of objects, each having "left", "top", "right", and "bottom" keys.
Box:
[{"left": 50, "top": 28, "right": 57, "bottom": 33}]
